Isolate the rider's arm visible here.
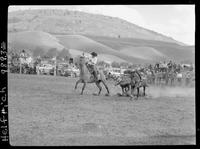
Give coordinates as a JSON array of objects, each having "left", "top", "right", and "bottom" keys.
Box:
[
  {"left": 88, "top": 57, "right": 97, "bottom": 65},
  {"left": 91, "top": 57, "right": 97, "bottom": 65}
]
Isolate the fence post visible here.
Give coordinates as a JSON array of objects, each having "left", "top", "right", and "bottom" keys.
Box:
[
  {"left": 54, "top": 57, "right": 57, "bottom": 76},
  {"left": 19, "top": 60, "right": 22, "bottom": 74}
]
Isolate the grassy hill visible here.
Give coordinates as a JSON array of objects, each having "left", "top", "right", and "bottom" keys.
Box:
[
  {"left": 8, "top": 31, "right": 64, "bottom": 52},
  {"left": 8, "top": 31, "right": 194, "bottom": 64},
  {"left": 8, "top": 9, "right": 187, "bottom": 46},
  {"left": 85, "top": 35, "right": 195, "bottom": 63},
  {"left": 7, "top": 9, "right": 194, "bottom": 64}
]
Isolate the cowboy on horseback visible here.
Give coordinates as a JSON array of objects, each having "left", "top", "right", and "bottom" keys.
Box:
[
  {"left": 75, "top": 52, "right": 110, "bottom": 96},
  {"left": 85, "top": 52, "right": 99, "bottom": 81}
]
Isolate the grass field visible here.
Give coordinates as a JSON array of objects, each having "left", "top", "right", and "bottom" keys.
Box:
[{"left": 8, "top": 73, "right": 195, "bottom": 146}]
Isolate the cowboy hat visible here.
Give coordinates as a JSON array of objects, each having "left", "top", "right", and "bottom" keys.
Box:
[{"left": 91, "top": 52, "right": 97, "bottom": 57}]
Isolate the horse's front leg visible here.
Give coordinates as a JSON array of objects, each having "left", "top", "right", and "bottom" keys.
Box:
[
  {"left": 125, "top": 85, "right": 130, "bottom": 96},
  {"left": 81, "top": 82, "right": 86, "bottom": 95},
  {"left": 129, "top": 85, "right": 134, "bottom": 99},
  {"left": 95, "top": 81, "right": 102, "bottom": 96},
  {"left": 101, "top": 80, "right": 110, "bottom": 96},
  {"left": 136, "top": 87, "right": 140, "bottom": 99},
  {"left": 131, "top": 85, "right": 135, "bottom": 96},
  {"left": 75, "top": 79, "right": 81, "bottom": 90},
  {"left": 143, "top": 86, "right": 146, "bottom": 96},
  {"left": 121, "top": 86, "right": 125, "bottom": 96}
]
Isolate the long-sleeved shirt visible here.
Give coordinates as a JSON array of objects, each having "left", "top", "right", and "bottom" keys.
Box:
[
  {"left": 20, "top": 52, "right": 27, "bottom": 58},
  {"left": 86, "top": 55, "right": 98, "bottom": 65}
]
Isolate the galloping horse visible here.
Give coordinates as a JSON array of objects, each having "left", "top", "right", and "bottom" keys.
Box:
[{"left": 74, "top": 56, "right": 110, "bottom": 96}]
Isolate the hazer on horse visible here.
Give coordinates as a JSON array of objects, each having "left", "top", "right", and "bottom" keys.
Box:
[{"left": 74, "top": 52, "right": 110, "bottom": 96}]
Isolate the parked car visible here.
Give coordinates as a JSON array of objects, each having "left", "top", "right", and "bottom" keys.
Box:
[
  {"left": 37, "top": 64, "right": 54, "bottom": 75},
  {"left": 62, "top": 66, "right": 80, "bottom": 77},
  {"left": 57, "top": 63, "right": 69, "bottom": 76}
]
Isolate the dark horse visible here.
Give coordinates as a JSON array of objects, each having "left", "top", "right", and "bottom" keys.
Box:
[
  {"left": 130, "top": 71, "right": 148, "bottom": 99},
  {"left": 74, "top": 56, "right": 110, "bottom": 96}
]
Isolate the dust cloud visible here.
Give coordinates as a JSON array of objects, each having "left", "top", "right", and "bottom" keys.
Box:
[{"left": 147, "top": 86, "right": 195, "bottom": 98}]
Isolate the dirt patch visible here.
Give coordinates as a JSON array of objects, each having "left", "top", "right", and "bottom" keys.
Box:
[{"left": 147, "top": 85, "right": 195, "bottom": 98}]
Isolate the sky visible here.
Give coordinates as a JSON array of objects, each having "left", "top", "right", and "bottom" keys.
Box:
[{"left": 8, "top": 5, "right": 195, "bottom": 45}]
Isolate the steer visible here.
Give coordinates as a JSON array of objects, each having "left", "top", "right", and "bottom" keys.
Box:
[
  {"left": 114, "top": 75, "right": 132, "bottom": 96},
  {"left": 115, "top": 73, "right": 148, "bottom": 99}
]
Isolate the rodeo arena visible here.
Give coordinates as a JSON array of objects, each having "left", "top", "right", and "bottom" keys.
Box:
[
  {"left": 8, "top": 46, "right": 196, "bottom": 145},
  {"left": 8, "top": 49, "right": 196, "bottom": 146},
  {"left": 7, "top": 5, "right": 196, "bottom": 146}
]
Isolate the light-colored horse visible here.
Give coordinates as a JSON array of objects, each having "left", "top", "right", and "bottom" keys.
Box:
[{"left": 74, "top": 56, "right": 110, "bottom": 96}]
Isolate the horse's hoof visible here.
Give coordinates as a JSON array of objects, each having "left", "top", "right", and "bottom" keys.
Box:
[
  {"left": 117, "top": 93, "right": 122, "bottom": 96},
  {"left": 129, "top": 95, "right": 134, "bottom": 100},
  {"left": 93, "top": 93, "right": 98, "bottom": 96},
  {"left": 129, "top": 94, "right": 134, "bottom": 98},
  {"left": 105, "top": 93, "right": 110, "bottom": 96}
]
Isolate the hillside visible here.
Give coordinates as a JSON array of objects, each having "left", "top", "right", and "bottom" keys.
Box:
[
  {"left": 8, "top": 31, "right": 194, "bottom": 64},
  {"left": 85, "top": 35, "right": 195, "bottom": 62},
  {"left": 7, "top": 9, "right": 194, "bottom": 64},
  {"left": 8, "top": 31, "right": 64, "bottom": 52},
  {"left": 8, "top": 9, "right": 186, "bottom": 46}
]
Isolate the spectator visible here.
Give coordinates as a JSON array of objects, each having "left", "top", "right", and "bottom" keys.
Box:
[
  {"left": 20, "top": 50, "right": 27, "bottom": 59},
  {"left": 167, "top": 60, "right": 173, "bottom": 70}
]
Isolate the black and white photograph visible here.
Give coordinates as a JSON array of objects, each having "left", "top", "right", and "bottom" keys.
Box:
[{"left": 7, "top": 5, "right": 195, "bottom": 146}]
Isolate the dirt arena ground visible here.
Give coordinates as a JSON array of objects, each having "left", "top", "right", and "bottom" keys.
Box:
[{"left": 8, "top": 73, "right": 195, "bottom": 146}]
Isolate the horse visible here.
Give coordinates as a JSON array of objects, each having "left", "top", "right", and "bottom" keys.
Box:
[
  {"left": 74, "top": 56, "right": 110, "bottom": 96},
  {"left": 127, "top": 70, "right": 148, "bottom": 99},
  {"left": 155, "top": 71, "right": 164, "bottom": 85},
  {"left": 130, "top": 73, "right": 148, "bottom": 98},
  {"left": 144, "top": 69, "right": 156, "bottom": 85},
  {"left": 166, "top": 70, "right": 176, "bottom": 86}
]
